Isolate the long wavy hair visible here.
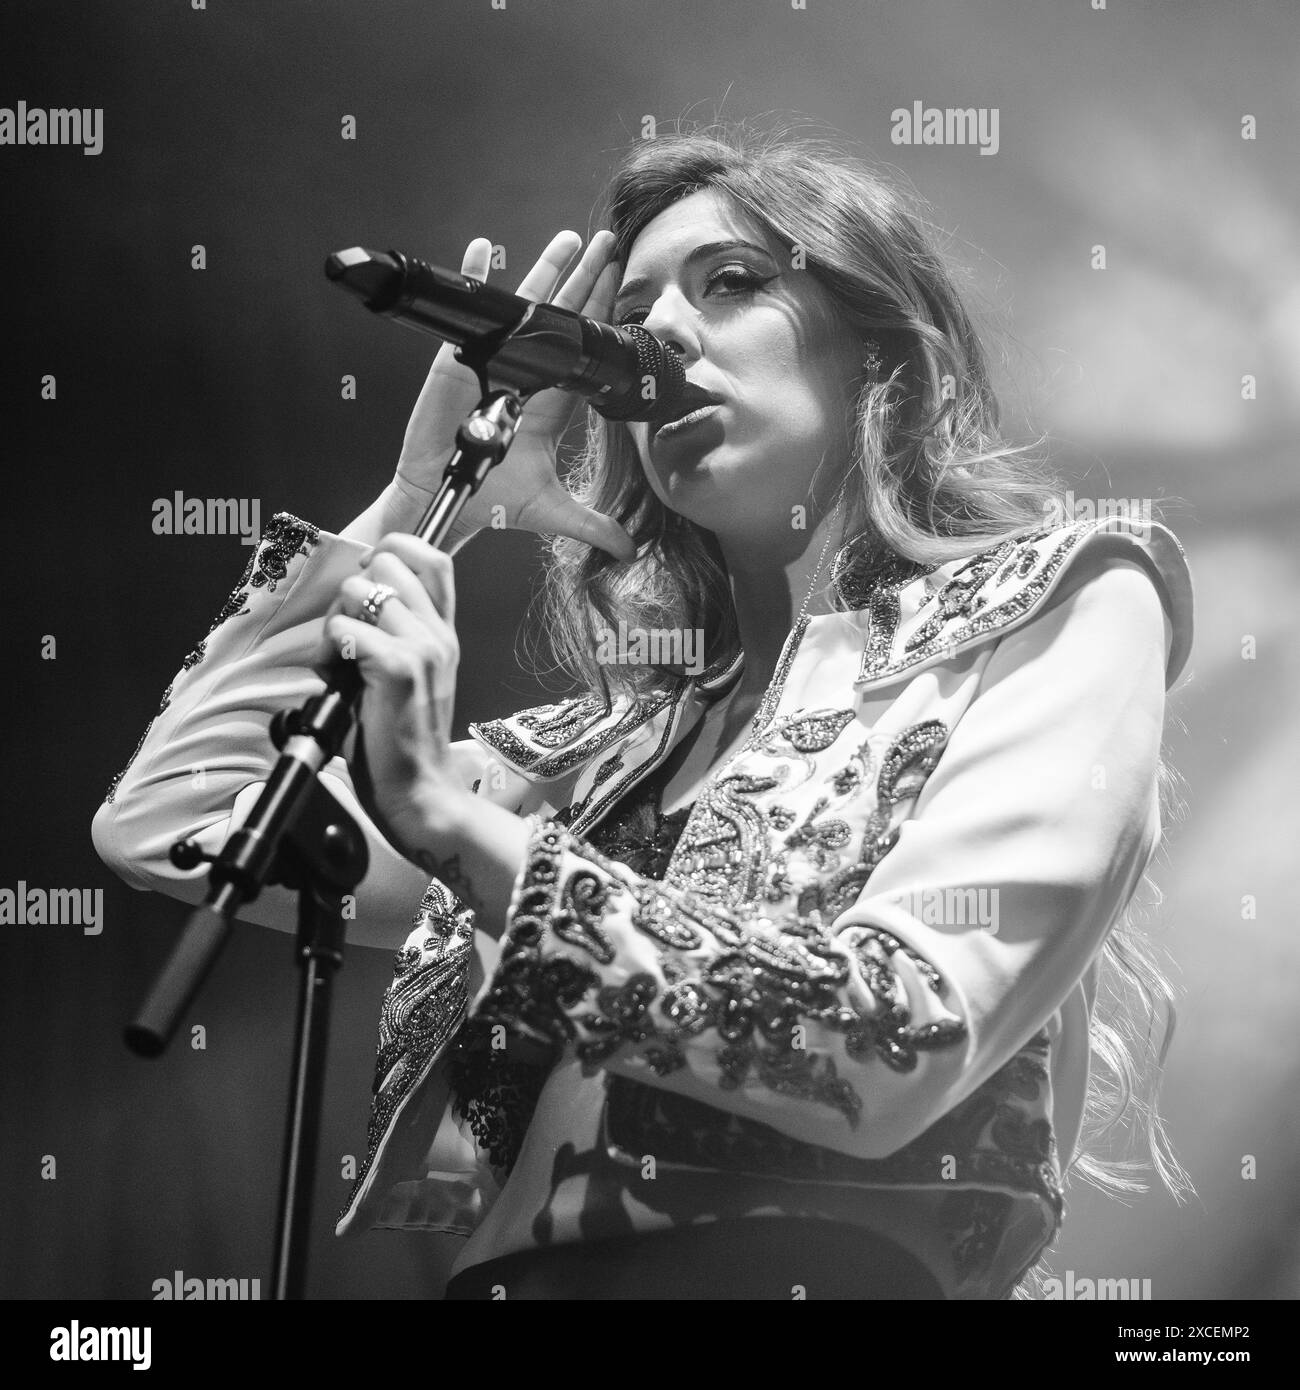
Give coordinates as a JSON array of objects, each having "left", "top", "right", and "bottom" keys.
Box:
[{"left": 532, "top": 120, "right": 1192, "bottom": 1288}]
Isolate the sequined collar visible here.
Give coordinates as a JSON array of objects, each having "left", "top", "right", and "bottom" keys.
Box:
[{"left": 468, "top": 515, "right": 1192, "bottom": 784}]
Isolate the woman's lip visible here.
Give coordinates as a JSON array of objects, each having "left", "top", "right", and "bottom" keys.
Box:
[{"left": 654, "top": 404, "right": 723, "bottom": 439}]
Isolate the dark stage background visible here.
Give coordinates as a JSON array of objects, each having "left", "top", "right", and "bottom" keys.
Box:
[{"left": 2, "top": 0, "right": 1297, "bottom": 1300}]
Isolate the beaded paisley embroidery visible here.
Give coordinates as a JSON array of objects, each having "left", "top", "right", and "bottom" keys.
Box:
[
  {"left": 664, "top": 708, "right": 857, "bottom": 908},
  {"left": 104, "top": 513, "right": 319, "bottom": 804},
  {"left": 472, "top": 688, "right": 681, "bottom": 780},
  {"left": 180, "top": 512, "right": 319, "bottom": 673},
  {"left": 855, "top": 519, "right": 1148, "bottom": 686},
  {"left": 475, "top": 803, "right": 968, "bottom": 1131},
  {"left": 341, "top": 879, "right": 474, "bottom": 1215}
]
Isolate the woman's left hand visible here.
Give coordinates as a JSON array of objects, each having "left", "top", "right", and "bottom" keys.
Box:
[{"left": 314, "top": 533, "right": 469, "bottom": 866}]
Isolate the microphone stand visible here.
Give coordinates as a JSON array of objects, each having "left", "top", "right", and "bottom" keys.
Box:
[{"left": 124, "top": 350, "right": 525, "bottom": 1300}]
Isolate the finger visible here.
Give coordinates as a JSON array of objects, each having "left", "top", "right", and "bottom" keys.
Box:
[
  {"left": 336, "top": 575, "right": 441, "bottom": 648},
  {"left": 550, "top": 229, "right": 619, "bottom": 315},
  {"left": 323, "top": 612, "right": 457, "bottom": 698},
  {"left": 461, "top": 237, "right": 493, "bottom": 282},
  {"left": 363, "top": 533, "right": 457, "bottom": 627},
  {"left": 513, "top": 230, "right": 582, "bottom": 304},
  {"left": 311, "top": 586, "right": 360, "bottom": 671},
  {"left": 413, "top": 238, "right": 493, "bottom": 390},
  {"left": 579, "top": 255, "right": 622, "bottom": 325},
  {"left": 422, "top": 239, "right": 493, "bottom": 379},
  {"left": 321, "top": 613, "right": 413, "bottom": 690},
  {"left": 313, "top": 609, "right": 393, "bottom": 680},
  {"left": 358, "top": 551, "right": 442, "bottom": 629},
  {"left": 556, "top": 503, "right": 638, "bottom": 563},
  {"left": 335, "top": 576, "right": 460, "bottom": 678}
]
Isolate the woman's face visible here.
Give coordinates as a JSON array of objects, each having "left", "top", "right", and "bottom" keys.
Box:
[{"left": 615, "top": 188, "right": 864, "bottom": 543}]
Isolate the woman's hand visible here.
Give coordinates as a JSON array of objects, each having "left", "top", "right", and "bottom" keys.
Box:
[
  {"left": 313, "top": 532, "right": 535, "bottom": 933},
  {"left": 394, "top": 229, "right": 636, "bottom": 562},
  {"left": 314, "top": 533, "right": 471, "bottom": 871}
]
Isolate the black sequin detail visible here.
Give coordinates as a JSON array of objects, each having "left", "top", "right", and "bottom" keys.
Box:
[{"left": 446, "top": 1023, "right": 557, "bottom": 1177}]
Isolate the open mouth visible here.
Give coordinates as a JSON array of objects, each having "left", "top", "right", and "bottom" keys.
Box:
[{"left": 652, "top": 384, "right": 726, "bottom": 439}]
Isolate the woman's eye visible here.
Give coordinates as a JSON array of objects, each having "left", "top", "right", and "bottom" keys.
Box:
[
  {"left": 615, "top": 266, "right": 774, "bottom": 327},
  {"left": 705, "top": 266, "right": 772, "bottom": 296}
]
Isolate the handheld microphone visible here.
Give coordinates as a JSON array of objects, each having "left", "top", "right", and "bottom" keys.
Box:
[{"left": 325, "top": 246, "right": 686, "bottom": 423}]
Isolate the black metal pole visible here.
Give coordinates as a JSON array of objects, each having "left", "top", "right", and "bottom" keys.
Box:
[{"left": 272, "top": 878, "right": 347, "bottom": 1300}]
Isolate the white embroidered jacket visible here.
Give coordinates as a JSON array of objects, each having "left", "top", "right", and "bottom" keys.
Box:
[{"left": 92, "top": 511, "right": 1193, "bottom": 1298}]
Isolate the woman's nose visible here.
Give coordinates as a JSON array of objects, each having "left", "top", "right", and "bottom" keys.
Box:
[{"left": 641, "top": 289, "right": 699, "bottom": 363}]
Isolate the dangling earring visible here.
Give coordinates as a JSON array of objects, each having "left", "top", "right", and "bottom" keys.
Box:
[{"left": 862, "top": 337, "right": 883, "bottom": 379}]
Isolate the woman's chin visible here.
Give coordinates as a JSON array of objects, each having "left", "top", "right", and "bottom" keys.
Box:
[{"left": 657, "top": 472, "right": 778, "bottom": 536}]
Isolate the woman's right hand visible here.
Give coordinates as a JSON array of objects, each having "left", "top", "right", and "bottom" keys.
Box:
[{"left": 393, "top": 229, "right": 636, "bottom": 562}]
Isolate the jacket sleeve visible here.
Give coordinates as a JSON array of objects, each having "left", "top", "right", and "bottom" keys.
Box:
[
  {"left": 91, "top": 513, "right": 492, "bottom": 951},
  {"left": 466, "top": 551, "right": 1176, "bottom": 1160}
]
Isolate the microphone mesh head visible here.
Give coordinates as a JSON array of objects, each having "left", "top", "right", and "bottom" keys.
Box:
[{"left": 596, "top": 327, "right": 687, "bottom": 422}]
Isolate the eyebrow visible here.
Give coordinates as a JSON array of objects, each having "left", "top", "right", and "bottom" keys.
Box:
[{"left": 614, "top": 239, "right": 774, "bottom": 307}]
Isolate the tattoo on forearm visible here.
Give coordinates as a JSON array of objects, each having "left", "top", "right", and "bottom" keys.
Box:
[{"left": 416, "top": 850, "right": 484, "bottom": 915}]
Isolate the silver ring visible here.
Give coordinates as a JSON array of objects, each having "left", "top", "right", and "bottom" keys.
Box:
[{"left": 359, "top": 583, "right": 398, "bottom": 626}]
